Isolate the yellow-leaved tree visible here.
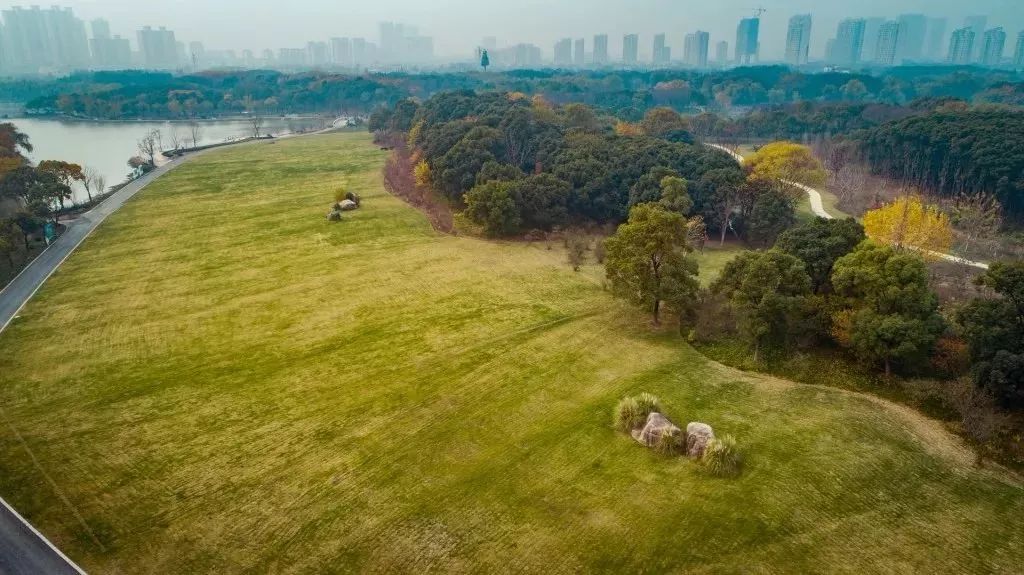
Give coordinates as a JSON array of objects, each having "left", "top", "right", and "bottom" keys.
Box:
[
  {"left": 744, "top": 141, "right": 826, "bottom": 189},
  {"left": 413, "top": 160, "right": 432, "bottom": 190},
  {"left": 862, "top": 195, "right": 953, "bottom": 257}
]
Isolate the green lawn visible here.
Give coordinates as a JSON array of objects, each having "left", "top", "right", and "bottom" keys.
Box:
[{"left": 1, "top": 132, "right": 1022, "bottom": 573}]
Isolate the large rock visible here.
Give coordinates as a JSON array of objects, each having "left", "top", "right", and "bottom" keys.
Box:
[
  {"left": 686, "top": 422, "right": 715, "bottom": 458},
  {"left": 339, "top": 199, "right": 358, "bottom": 211},
  {"left": 326, "top": 209, "right": 342, "bottom": 222},
  {"left": 631, "top": 412, "right": 681, "bottom": 447}
]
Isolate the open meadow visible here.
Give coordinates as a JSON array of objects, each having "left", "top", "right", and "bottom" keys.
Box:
[{"left": 0, "top": 132, "right": 1021, "bottom": 573}]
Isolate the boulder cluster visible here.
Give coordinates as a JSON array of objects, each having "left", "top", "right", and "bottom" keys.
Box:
[
  {"left": 631, "top": 413, "right": 716, "bottom": 458},
  {"left": 326, "top": 191, "right": 361, "bottom": 221}
]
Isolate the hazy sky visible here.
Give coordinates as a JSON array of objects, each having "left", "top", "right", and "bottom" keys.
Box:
[{"left": 21, "top": 0, "right": 1024, "bottom": 60}]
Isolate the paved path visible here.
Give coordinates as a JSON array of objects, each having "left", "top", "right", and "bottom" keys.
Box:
[
  {"left": 704, "top": 143, "right": 989, "bottom": 270},
  {"left": 0, "top": 498, "right": 83, "bottom": 574}
]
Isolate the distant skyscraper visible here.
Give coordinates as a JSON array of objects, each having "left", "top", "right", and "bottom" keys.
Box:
[
  {"left": 735, "top": 17, "right": 760, "bottom": 64},
  {"left": 874, "top": 20, "right": 901, "bottom": 66},
  {"left": 653, "top": 33, "right": 669, "bottom": 65},
  {"left": 1016, "top": 31, "right": 1024, "bottom": 69},
  {"left": 377, "top": 21, "right": 432, "bottom": 64},
  {"left": 137, "top": 26, "right": 178, "bottom": 70},
  {"left": 593, "top": 34, "right": 609, "bottom": 64},
  {"left": 89, "top": 18, "right": 130, "bottom": 69},
  {"left": 964, "top": 16, "right": 987, "bottom": 61},
  {"left": 947, "top": 27, "right": 975, "bottom": 64},
  {"left": 862, "top": 18, "right": 885, "bottom": 62},
  {"left": 715, "top": 41, "right": 729, "bottom": 64},
  {"left": 895, "top": 14, "right": 927, "bottom": 63},
  {"left": 982, "top": 28, "right": 1006, "bottom": 67},
  {"left": 330, "top": 37, "right": 352, "bottom": 67},
  {"left": 622, "top": 34, "right": 639, "bottom": 64},
  {"left": 785, "top": 14, "right": 812, "bottom": 66},
  {"left": 684, "top": 31, "right": 710, "bottom": 68},
  {"left": 307, "top": 41, "right": 328, "bottom": 67},
  {"left": 2, "top": 6, "right": 90, "bottom": 73},
  {"left": 574, "top": 38, "right": 585, "bottom": 66},
  {"left": 925, "top": 18, "right": 947, "bottom": 61},
  {"left": 554, "top": 38, "right": 572, "bottom": 66},
  {"left": 831, "top": 19, "right": 866, "bottom": 66}
]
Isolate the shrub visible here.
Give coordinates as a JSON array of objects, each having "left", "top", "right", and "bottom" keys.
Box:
[
  {"left": 567, "top": 234, "right": 588, "bottom": 271},
  {"left": 614, "top": 393, "right": 661, "bottom": 432},
  {"left": 701, "top": 435, "right": 743, "bottom": 477}
]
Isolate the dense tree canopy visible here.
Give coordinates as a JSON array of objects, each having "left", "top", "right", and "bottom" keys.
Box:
[{"left": 775, "top": 218, "right": 865, "bottom": 293}]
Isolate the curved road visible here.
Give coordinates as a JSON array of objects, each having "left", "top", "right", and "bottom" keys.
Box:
[{"left": 705, "top": 143, "right": 989, "bottom": 270}]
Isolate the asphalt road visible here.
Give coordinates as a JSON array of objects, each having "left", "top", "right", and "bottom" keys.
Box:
[{"left": 0, "top": 498, "right": 83, "bottom": 574}]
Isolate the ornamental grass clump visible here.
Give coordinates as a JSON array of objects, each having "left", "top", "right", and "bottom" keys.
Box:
[
  {"left": 701, "top": 434, "right": 743, "bottom": 477},
  {"left": 614, "top": 393, "right": 661, "bottom": 431},
  {"left": 654, "top": 427, "right": 683, "bottom": 455}
]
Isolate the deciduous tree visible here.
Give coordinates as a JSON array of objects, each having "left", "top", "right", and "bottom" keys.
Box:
[
  {"left": 862, "top": 195, "right": 953, "bottom": 258},
  {"left": 604, "top": 204, "right": 699, "bottom": 324},
  {"left": 745, "top": 141, "right": 826, "bottom": 190}
]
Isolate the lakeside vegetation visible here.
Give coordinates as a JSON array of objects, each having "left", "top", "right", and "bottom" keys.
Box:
[{"left": 1, "top": 132, "right": 1022, "bottom": 572}]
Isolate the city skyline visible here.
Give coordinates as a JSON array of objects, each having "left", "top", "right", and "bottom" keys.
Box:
[{"left": 0, "top": 2, "right": 1023, "bottom": 74}]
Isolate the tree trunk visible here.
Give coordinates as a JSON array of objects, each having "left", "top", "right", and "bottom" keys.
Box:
[
  {"left": 884, "top": 358, "right": 891, "bottom": 378},
  {"left": 719, "top": 221, "right": 728, "bottom": 246},
  {"left": 652, "top": 298, "right": 660, "bottom": 325}
]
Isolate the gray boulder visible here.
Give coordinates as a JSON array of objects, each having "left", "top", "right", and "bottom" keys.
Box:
[
  {"left": 326, "top": 209, "right": 342, "bottom": 222},
  {"left": 631, "top": 412, "right": 681, "bottom": 447},
  {"left": 686, "top": 422, "right": 715, "bottom": 458},
  {"left": 339, "top": 199, "right": 358, "bottom": 211}
]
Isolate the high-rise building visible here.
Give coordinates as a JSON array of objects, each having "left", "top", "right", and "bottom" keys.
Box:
[
  {"left": 593, "top": 34, "right": 609, "bottom": 64},
  {"left": 1015, "top": 31, "right": 1024, "bottom": 69},
  {"left": 89, "top": 18, "right": 130, "bottom": 69},
  {"left": 351, "top": 38, "right": 378, "bottom": 68},
  {"left": 735, "top": 17, "right": 760, "bottom": 64},
  {"left": 378, "top": 21, "right": 433, "bottom": 64},
  {"left": 964, "top": 16, "right": 987, "bottom": 61},
  {"left": 684, "top": 31, "right": 710, "bottom": 68},
  {"left": 622, "top": 34, "right": 639, "bottom": 64},
  {"left": 874, "top": 20, "right": 901, "bottom": 66},
  {"left": 512, "top": 43, "right": 541, "bottom": 68},
  {"left": 947, "top": 27, "right": 975, "bottom": 64},
  {"left": 307, "top": 41, "right": 328, "bottom": 67},
  {"left": 715, "top": 41, "right": 729, "bottom": 64},
  {"left": 862, "top": 18, "right": 885, "bottom": 62},
  {"left": 137, "top": 26, "right": 178, "bottom": 69},
  {"left": 330, "top": 37, "right": 352, "bottom": 67},
  {"left": 553, "top": 38, "right": 572, "bottom": 66},
  {"left": 785, "top": 14, "right": 812, "bottom": 66},
  {"left": 895, "top": 14, "right": 927, "bottom": 63},
  {"left": 925, "top": 18, "right": 947, "bottom": 61},
  {"left": 653, "top": 33, "right": 669, "bottom": 65},
  {"left": 2, "top": 6, "right": 90, "bottom": 73},
  {"left": 981, "top": 28, "right": 1006, "bottom": 67},
  {"left": 830, "top": 19, "right": 865, "bottom": 66},
  {"left": 574, "top": 38, "right": 585, "bottom": 66}
]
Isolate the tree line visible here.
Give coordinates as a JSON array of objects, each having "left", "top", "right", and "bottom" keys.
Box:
[{"left": 16, "top": 66, "right": 1021, "bottom": 122}]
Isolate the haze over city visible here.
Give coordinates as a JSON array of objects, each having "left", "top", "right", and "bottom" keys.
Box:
[{"left": 6, "top": 0, "right": 1023, "bottom": 61}]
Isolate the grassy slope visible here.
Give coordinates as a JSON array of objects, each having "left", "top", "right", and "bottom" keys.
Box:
[{"left": 0, "top": 132, "right": 1021, "bottom": 573}]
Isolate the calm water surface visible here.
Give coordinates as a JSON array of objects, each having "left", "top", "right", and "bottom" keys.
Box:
[{"left": 8, "top": 117, "right": 318, "bottom": 204}]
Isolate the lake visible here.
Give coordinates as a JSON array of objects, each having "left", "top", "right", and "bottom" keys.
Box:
[{"left": 6, "top": 117, "right": 322, "bottom": 204}]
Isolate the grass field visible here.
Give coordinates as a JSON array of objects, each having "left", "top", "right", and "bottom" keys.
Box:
[{"left": 1, "top": 132, "right": 1022, "bottom": 573}]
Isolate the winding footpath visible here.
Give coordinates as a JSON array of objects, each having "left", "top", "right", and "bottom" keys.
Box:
[{"left": 705, "top": 143, "right": 989, "bottom": 270}]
